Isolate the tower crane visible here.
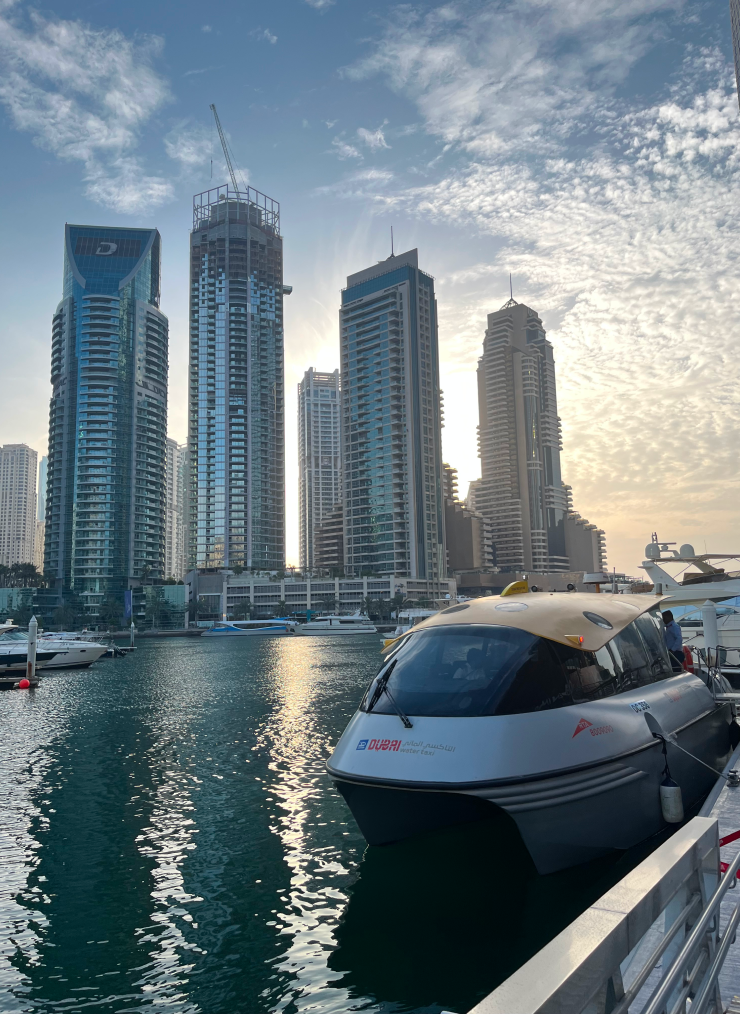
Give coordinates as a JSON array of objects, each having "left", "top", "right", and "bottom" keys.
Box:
[{"left": 210, "top": 103, "right": 246, "bottom": 193}]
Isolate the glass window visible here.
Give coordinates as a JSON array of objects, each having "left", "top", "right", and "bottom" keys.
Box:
[
  {"left": 634, "top": 611, "right": 673, "bottom": 681},
  {"left": 361, "top": 624, "right": 574, "bottom": 718},
  {"left": 608, "top": 623, "right": 652, "bottom": 689},
  {"left": 550, "top": 641, "right": 621, "bottom": 702}
]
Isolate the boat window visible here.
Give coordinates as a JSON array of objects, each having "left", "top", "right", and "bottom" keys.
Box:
[
  {"left": 607, "top": 623, "right": 652, "bottom": 689},
  {"left": 361, "top": 624, "right": 575, "bottom": 718},
  {"left": 633, "top": 612, "right": 673, "bottom": 681},
  {"left": 551, "top": 642, "right": 621, "bottom": 702}
]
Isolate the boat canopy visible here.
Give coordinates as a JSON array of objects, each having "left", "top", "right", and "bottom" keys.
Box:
[{"left": 414, "top": 592, "right": 666, "bottom": 653}]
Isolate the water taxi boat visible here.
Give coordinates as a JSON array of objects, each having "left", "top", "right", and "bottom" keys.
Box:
[
  {"left": 202, "top": 619, "right": 300, "bottom": 637},
  {"left": 300, "top": 614, "right": 378, "bottom": 636},
  {"left": 327, "top": 591, "right": 734, "bottom": 874}
]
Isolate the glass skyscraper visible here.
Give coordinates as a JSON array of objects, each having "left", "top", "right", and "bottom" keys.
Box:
[
  {"left": 45, "top": 226, "right": 168, "bottom": 612},
  {"left": 340, "top": 248, "right": 446, "bottom": 579},
  {"left": 189, "top": 185, "right": 286, "bottom": 572}
]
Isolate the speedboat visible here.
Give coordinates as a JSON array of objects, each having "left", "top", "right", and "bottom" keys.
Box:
[
  {"left": 0, "top": 642, "right": 59, "bottom": 674},
  {"left": 202, "top": 618, "right": 300, "bottom": 637},
  {"left": 300, "top": 614, "right": 378, "bottom": 636},
  {"left": 0, "top": 624, "right": 107, "bottom": 669},
  {"left": 327, "top": 591, "right": 734, "bottom": 874}
]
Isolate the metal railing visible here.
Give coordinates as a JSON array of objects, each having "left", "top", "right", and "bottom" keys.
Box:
[{"left": 467, "top": 815, "right": 740, "bottom": 1014}]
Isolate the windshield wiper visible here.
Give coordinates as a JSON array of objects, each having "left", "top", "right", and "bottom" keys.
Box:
[{"left": 366, "top": 661, "right": 413, "bottom": 728}]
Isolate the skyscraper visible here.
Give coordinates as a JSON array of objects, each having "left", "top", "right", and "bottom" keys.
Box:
[
  {"left": 0, "top": 444, "right": 38, "bottom": 567},
  {"left": 731, "top": 0, "right": 740, "bottom": 107},
  {"left": 45, "top": 226, "right": 168, "bottom": 613},
  {"left": 340, "top": 248, "right": 446, "bottom": 579},
  {"left": 189, "top": 185, "right": 287, "bottom": 572},
  {"left": 165, "top": 439, "right": 188, "bottom": 581},
  {"left": 298, "top": 368, "right": 341, "bottom": 572},
  {"left": 37, "top": 456, "right": 47, "bottom": 521},
  {"left": 475, "top": 298, "right": 569, "bottom": 573}
]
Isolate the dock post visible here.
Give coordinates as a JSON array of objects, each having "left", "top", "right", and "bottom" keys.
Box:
[
  {"left": 27, "top": 615, "right": 37, "bottom": 681},
  {"left": 130, "top": 621, "right": 135, "bottom": 648},
  {"left": 702, "top": 599, "right": 720, "bottom": 668}
]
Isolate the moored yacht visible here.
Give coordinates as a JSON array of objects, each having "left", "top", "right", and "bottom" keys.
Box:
[
  {"left": 300, "top": 614, "right": 378, "bottom": 636},
  {"left": 327, "top": 590, "right": 734, "bottom": 874},
  {"left": 202, "top": 619, "right": 299, "bottom": 637},
  {"left": 0, "top": 624, "right": 107, "bottom": 669}
]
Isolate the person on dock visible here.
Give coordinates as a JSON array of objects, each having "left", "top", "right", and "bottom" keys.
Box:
[{"left": 662, "top": 610, "right": 684, "bottom": 671}]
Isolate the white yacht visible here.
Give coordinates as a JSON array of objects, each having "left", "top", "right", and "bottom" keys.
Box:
[
  {"left": 640, "top": 536, "right": 740, "bottom": 606},
  {"left": 202, "top": 619, "right": 300, "bottom": 637},
  {"left": 327, "top": 590, "right": 734, "bottom": 874},
  {"left": 382, "top": 609, "right": 438, "bottom": 647},
  {"left": 300, "top": 614, "right": 378, "bottom": 636},
  {"left": 0, "top": 623, "right": 107, "bottom": 669}
]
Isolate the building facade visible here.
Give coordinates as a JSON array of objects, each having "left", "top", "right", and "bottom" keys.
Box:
[
  {"left": 165, "top": 439, "right": 188, "bottom": 581},
  {"left": 298, "top": 368, "right": 341, "bottom": 571},
  {"left": 340, "top": 248, "right": 446, "bottom": 580},
  {"left": 37, "top": 456, "right": 47, "bottom": 522},
  {"left": 0, "top": 444, "right": 38, "bottom": 567},
  {"left": 474, "top": 299, "right": 569, "bottom": 573},
  {"left": 186, "top": 569, "right": 456, "bottom": 622},
  {"left": 731, "top": 0, "right": 740, "bottom": 107},
  {"left": 314, "top": 503, "right": 344, "bottom": 574},
  {"left": 189, "top": 185, "right": 287, "bottom": 572},
  {"left": 45, "top": 226, "right": 168, "bottom": 613}
]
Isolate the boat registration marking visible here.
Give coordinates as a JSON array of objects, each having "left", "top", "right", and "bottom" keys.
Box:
[{"left": 630, "top": 701, "right": 650, "bottom": 713}]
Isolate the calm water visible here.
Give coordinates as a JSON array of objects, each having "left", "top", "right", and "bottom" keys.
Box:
[{"left": 0, "top": 636, "right": 663, "bottom": 1013}]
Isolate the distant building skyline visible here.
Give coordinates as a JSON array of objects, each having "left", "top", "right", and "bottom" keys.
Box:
[
  {"left": 188, "top": 185, "right": 287, "bottom": 573},
  {"left": 298, "top": 368, "right": 341, "bottom": 572},
  {"left": 165, "top": 439, "right": 188, "bottom": 581},
  {"left": 340, "top": 248, "right": 446, "bottom": 580},
  {"left": 45, "top": 225, "right": 168, "bottom": 613},
  {"left": 0, "top": 443, "right": 38, "bottom": 568}
]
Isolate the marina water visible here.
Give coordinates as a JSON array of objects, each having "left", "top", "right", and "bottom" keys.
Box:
[{"left": 0, "top": 636, "right": 671, "bottom": 1013}]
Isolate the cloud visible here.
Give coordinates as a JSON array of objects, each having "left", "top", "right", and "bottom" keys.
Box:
[
  {"left": 357, "top": 125, "right": 390, "bottom": 150},
  {"left": 251, "top": 27, "right": 277, "bottom": 44},
  {"left": 325, "top": 119, "right": 338, "bottom": 129},
  {"left": 314, "top": 167, "right": 394, "bottom": 196},
  {"left": 345, "top": 0, "right": 684, "bottom": 156},
  {"left": 201, "top": 24, "right": 212, "bottom": 33},
  {"left": 330, "top": 136, "right": 363, "bottom": 160},
  {"left": 304, "top": 0, "right": 335, "bottom": 8},
  {"left": 0, "top": 7, "right": 172, "bottom": 213}
]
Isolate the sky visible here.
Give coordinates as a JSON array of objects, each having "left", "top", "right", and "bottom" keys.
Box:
[{"left": 0, "top": 0, "right": 739, "bottom": 576}]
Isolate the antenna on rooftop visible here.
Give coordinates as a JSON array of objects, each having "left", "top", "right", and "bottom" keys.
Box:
[
  {"left": 510, "top": 273, "right": 513, "bottom": 300},
  {"left": 391, "top": 226, "right": 394, "bottom": 257}
]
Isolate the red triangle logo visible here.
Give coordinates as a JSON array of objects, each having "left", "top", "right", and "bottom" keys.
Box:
[{"left": 573, "top": 718, "right": 593, "bottom": 738}]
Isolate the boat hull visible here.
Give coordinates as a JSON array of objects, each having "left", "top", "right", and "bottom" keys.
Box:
[
  {"left": 299, "top": 629, "right": 378, "bottom": 636},
  {"left": 201, "top": 629, "right": 296, "bottom": 637},
  {"left": 39, "top": 643, "right": 107, "bottom": 668}
]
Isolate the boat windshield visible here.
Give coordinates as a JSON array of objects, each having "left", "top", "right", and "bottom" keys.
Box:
[
  {"left": 0, "top": 629, "right": 26, "bottom": 642},
  {"left": 361, "top": 619, "right": 673, "bottom": 718}
]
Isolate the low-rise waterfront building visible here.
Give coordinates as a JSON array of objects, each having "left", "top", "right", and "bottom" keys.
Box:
[{"left": 186, "top": 570, "right": 457, "bottom": 622}]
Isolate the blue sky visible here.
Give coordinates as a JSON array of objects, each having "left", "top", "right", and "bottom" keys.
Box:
[{"left": 0, "top": 0, "right": 739, "bottom": 573}]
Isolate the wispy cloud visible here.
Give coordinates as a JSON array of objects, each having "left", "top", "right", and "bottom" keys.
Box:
[
  {"left": 330, "top": 136, "right": 363, "bottom": 159},
  {"left": 251, "top": 26, "right": 277, "bottom": 44},
  {"left": 304, "top": 0, "right": 335, "bottom": 9},
  {"left": 0, "top": 6, "right": 172, "bottom": 213},
  {"left": 357, "top": 124, "right": 390, "bottom": 150}
]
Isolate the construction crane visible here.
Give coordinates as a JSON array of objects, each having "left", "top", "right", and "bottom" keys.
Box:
[{"left": 210, "top": 103, "right": 246, "bottom": 193}]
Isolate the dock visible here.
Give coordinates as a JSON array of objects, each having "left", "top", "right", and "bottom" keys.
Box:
[{"left": 463, "top": 741, "right": 740, "bottom": 1014}]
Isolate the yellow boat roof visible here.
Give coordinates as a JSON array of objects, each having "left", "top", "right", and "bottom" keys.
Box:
[{"left": 411, "top": 593, "right": 666, "bottom": 652}]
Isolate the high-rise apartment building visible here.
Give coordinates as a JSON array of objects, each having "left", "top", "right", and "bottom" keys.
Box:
[
  {"left": 165, "top": 439, "right": 188, "bottom": 581},
  {"left": 475, "top": 298, "right": 569, "bottom": 573},
  {"left": 0, "top": 444, "right": 38, "bottom": 567},
  {"left": 731, "top": 0, "right": 740, "bottom": 107},
  {"left": 340, "top": 248, "right": 446, "bottom": 579},
  {"left": 37, "top": 456, "right": 47, "bottom": 521},
  {"left": 189, "top": 185, "right": 287, "bottom": 571},
  {"left": 45, "top": 226, "right": 168, "bottom": 612},
  {"left": 298, "top": 368, "right": 341, "bottom": 571}
]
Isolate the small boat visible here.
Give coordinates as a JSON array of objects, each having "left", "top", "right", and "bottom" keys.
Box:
[
  {"left": 382, "top": 609, "right": 438, "bottom": 648},
  {"left": 327, "top": 589, "right": 734, "bottom": 874},
  {"left": 299, "top": 614, "right": 378, "bottom": 636},
  {"left": 0, "top": 624, "right": 107, "bottom": 669},
  {"left": 0, "top": 643, "right": 59, "bottom": 674},
  {"left": 202, "top": 619, "right": 300, "bottom": 637}
]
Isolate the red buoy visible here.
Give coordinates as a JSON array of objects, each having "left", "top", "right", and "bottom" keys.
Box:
[{"left": 18, "top": 679, "right": 30, "bottom": 689}]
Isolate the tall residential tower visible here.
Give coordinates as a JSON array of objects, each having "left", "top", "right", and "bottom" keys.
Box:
[
  {"left": 0, "top": 444, "right": 38, "bottom": 568},
  {"left": 475, "top": 299, "right": 568, "bottom": 573},
  {"left": 45, "top": 226, "right": 168, "bottom": 612},
  {"left": 340, "top": 249, "right": 446, "bottom": 579},
  {"left": 298, "top": 368, "right": 341, "bottom": 572},
  {"left": 165, "top": 439, "right": 188, "bottom": 581},
  {"left": 188, "top": 186, "right": 286, "bottom": 571}
]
